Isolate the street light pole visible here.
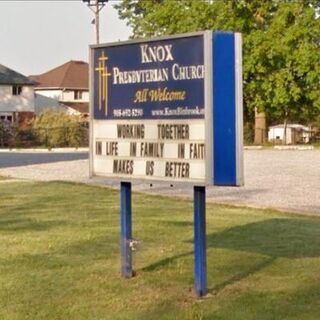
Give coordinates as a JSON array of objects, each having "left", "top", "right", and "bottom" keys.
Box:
[
  {"left": 83, "top": 0, "right": 108, "bottom": 45},
  {"left": 95, "top": 0, "right": 100, "bottom": 44}
]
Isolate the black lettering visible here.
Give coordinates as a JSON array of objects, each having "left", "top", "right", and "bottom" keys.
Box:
[
  {"left": 146, "top": 161, "right": 154, "bottom": 176},
  {"left": 117, "top": 124, "right": 145, "bottom": 139},
  {"left": 178, "top": 144, "right": 185, "bottom": 159},
  {"left": 106, "top": 142, "right": 118, "bottom": 156},
  {"left": 157, "top": 124, "right": 189, "bottom": 140},
  {"left": 189, "top": 143, "right": 205, "bottom": 159},
  {"left": 165, "top": 162, "right": 173, "bottom": 177},
  {"left": 96, "top": 141, "right": 102, "bottom": 155},
  {"left": 140, "top": 142, "right": 164, "bottom": 158},
  {"left": 113, "top": 159, "right": 134, "bottom": 175},
  {"left": 130, "top": 142, "right": 137, "bottom": 156},
  {"left": 164, "top": 161, "right": 190, "bottom": 178}
]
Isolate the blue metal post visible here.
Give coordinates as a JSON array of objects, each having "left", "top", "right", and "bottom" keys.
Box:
[
  {"left": 193, "top": 186, "right": 207, "bottom": 297},
  {"left": 120, "top": 182, "right": 132, "bottom": 278}
]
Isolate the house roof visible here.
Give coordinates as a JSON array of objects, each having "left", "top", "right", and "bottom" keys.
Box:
[
  {"left": 30, "top": 60, "right": 88, "bottom": 90},
  {"left": 269, "top": 124, "right": 309, "bottom": 131},
  {"left": 0, "top": 64, "right": 35, "bottom": 85}
]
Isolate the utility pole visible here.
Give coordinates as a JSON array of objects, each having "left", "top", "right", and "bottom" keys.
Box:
[{"left": 83, "top": 0, "right": 108, "bottom": 44}]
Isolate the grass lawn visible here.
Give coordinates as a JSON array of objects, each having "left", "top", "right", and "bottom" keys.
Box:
[{"left": 0, "top": 181, "right": 319, "bottom": 320}]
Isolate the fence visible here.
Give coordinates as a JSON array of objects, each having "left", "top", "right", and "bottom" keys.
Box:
[{"left": 0, "top": 124, "right": 89, "bottom": 148}]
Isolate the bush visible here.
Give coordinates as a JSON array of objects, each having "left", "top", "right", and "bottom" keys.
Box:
[
  {"left": 14, "top": 128, "right": 38, "bottom": 148},
  {"left": 32, "top": 111, "right": 88, "bottom": 148},
  {"left": 0, "top": 122, "right": 15, "bottom": 147}
]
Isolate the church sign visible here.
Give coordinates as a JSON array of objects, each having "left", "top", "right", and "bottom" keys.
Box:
[{"left": 89, "top": 31, "right": 243, "bottom": 186}]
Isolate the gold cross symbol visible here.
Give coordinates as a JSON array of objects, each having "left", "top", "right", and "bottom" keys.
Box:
[
  {"left": 103, "top": 67, "right": 112, "bottom": 116},
  {"left": 95, "top": 51, "right": 112, "bottom": 115}
]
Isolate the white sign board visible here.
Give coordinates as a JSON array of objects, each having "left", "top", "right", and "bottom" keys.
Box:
[{"left": 90, "top": 31, "right": 243, "bottom": 186}]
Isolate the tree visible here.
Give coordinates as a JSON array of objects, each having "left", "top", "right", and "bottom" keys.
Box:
[
  {"left": 245, "top": 3, "right": 320, "bottom": 124},
  {"left": 116, "top": 0, "right": 320, "bottom": 141}
]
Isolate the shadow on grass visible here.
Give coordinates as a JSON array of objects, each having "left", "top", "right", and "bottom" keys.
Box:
[
  {"left": 141, "top": 251, "right": 191, "bottom": 272},
  {"left": 159, "top": 220, "right": 194, "bottom": 227},
  {"left": 206, "top": 218, "right": 320, "bottom": 259},
  {"left": 0, "top": 218, "right": 65, "bottom": 232},
  {"left": 141, "top": 217, "right": 320, "bottom": 292},
  {"left": 210, "top": 256, "right": 276, "bottom": 294}
]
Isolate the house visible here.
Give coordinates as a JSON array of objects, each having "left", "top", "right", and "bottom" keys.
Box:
[
  {"left": 0, "top": 63, "right": 35, "bottom": 126},
  {"left": 268, "top": 124, "right": 311, "bottom": 144},
  {"left": 30, "top": 60, "right": 89, "bottom": 120}
]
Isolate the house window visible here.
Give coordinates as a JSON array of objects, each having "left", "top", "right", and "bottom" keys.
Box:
[
  {"left": 74, "top": 90, "right": 83, "bottom": 100},
  {"left": 0, "top": 114, "right": 13, "bottom": 123},
  {"left": 12, "top": 85, "right": 22, "bottom": 95}
]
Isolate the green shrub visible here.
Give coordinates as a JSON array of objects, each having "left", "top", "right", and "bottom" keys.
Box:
[
  {"left": 32, "top": 111, "right": 88, "bottom": 148},
  {"left": 14, "top": 128, "right": 38, "bottom": 148},
  {"left": 0, "top": 122, "right": 14, "bottom": 147}
]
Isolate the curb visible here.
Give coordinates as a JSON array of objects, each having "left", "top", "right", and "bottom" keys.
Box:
[
  {"left": 244, "top": 145, "right": 315, "bottom": 150},
  {"left": 244, "top": 146, "right": 263, "bottom": 150},
  {"left": 273, "top": 145, "right": 314, "bottom": 150}
]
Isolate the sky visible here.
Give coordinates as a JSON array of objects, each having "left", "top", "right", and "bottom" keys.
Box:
[{"left": 0, "top": 0, "right": 131, "bottom": 76}]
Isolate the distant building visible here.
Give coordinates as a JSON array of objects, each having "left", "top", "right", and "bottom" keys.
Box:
[
  {"left": 268, "top": 124, "right": 311, "bottom": 144},
  {"left": 30, "top": 60, "right": 89, "bottom": 120},
  {"left": 0, "top": 63, "right": 35, "bottom": 126}
]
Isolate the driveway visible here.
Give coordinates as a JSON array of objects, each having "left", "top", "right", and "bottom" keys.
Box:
[{"left": 0, "top": 149, "right": 319, "bottom": 215}]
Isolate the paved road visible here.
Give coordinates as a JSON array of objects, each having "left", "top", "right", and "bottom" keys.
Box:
[
  {"left": 0, "top": 152, "right": 87, "bottom": 168},
  {"left": 0, "top": 150, "right": 319, "bottom": 215}
]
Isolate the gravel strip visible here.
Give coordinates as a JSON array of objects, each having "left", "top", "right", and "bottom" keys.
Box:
[{"left": 0, "top": 150, "right": 319, "bottom": 215}]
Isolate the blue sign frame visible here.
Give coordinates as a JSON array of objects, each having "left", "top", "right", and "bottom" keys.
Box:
[{"left": 90, "top": 31, "right": 243, "bottom": 186}]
